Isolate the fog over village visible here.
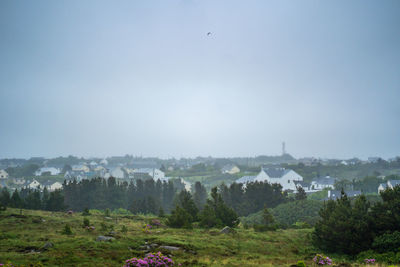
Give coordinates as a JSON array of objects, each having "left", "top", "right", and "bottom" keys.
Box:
[{"left": 0, "top": 1, "right": 399, "bottom": 266}]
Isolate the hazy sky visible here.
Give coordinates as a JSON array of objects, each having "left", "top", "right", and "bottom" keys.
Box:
[{"left": 0, "top": 0, "right": 399, "bottom": 160}]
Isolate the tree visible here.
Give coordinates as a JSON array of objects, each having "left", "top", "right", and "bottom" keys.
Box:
[
  {"left": 0, "top": 188, "right": 11, "bottom": 207},
  {"left": 193, "top": 182, "right": 207, "bottom": 210},
  {"left": 166, "top": 206, "right": 193, "bottom": 229},
  {"left": 295, "top": 186, "right": 307, "bottom": 200},
  {"left": 10, "top": 189, "right": 23, "bottom": 208},
  {"left": 199, "top": 187, "right": 238, "bottom": 228},
  {"left": 174, "top": 190, "right": 198, "bottom": 221},
  {"left": 313, "top": 191, "right": 373, "bottom": 255}
]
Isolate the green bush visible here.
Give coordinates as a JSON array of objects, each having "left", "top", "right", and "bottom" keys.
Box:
[
  {"left": 372, "top": 231, "right": 400, "bottom": 253},
  {"left": 166, "top": 206, "right": 193, "bottom": 229},
  {"left": 253, "top": 224, "right": 277, "bottom": 232},
  {"left": 82, "top": 218, "right": 90, "bottom": 227},
  {"left": 82, "top": 208, "right": 90, "bottom": 216},
  {"left": 297, "top": 260, "right": 306, "bottom": 267},
  {"left": 62, "top": 224, "right": 73, "bottom": 235}
]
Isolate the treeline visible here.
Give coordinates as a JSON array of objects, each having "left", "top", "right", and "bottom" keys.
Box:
[
  {"left": 0, "top": 187, "right": 65, "bottom": 211},
  {"left": 218, "top": 182, "right": 288, "bottom": 216},
  {"left": 63, "top": 177, "right": 177, "bottom": 214},
  {"left": 313, "top": 186, "right": 400, "bottom": 262}
]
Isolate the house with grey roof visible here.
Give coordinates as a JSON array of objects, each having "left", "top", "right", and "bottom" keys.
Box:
[
  {"left": 132, "top": 168, "right": 165, "bottom": 181},
  {"left": 254, "top": 167, "right": 303, "bottom": 191},
  {"left": 235, "top": 175, "right": 256, "bottom": 184},
  {"left": 35, "top": 167, "right": 60, "bottom": 176},
  {"left": 326, "top": 190, "right": 361, "bottom": 200},
  {"left": 41, "top": 180, "right": 63, "bottom": 191},
  {"left": 378, "top": 180, "right": 400, "bottom": 193},
  {"left": 310, "top": 176, "right": 337, "bottom": 191}
]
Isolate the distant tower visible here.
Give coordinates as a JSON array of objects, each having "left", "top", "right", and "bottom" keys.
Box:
[{"left": 282, "top": 142, "right": 286, "bottom": 155}]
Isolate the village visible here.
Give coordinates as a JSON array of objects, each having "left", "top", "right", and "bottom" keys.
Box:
[{"left": 1, "top": 152, "right": 399, "bottom": 200}]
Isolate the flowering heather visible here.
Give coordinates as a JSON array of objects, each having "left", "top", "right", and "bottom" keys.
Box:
[
  {"left": 151, "top": 219, "right": 162, "bottom": 227},
  {"left": 123, "top": 252, "right": 174, "bottom": 267},
  {"left": 313, "top": 254, "right": 332, "bottom": 265},
  {"left": 364, "top": 259, "right": 376, "bottom": 264},
  {"left": 142, "top": 224, "right": 152, "bottom": 233}
]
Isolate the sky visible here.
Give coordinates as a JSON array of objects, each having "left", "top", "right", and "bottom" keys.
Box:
[{"left": 0, "top": 0, "right": 399, "bottom": 160}]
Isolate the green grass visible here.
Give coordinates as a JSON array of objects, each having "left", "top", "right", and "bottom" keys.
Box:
[{"left": 0, "top": 208, "right": 355, "bottom": 266}]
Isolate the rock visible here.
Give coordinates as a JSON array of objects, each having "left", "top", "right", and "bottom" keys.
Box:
[
  {"left": 150, "top": 243, "right": 159, "bottom": 248},
  {"left": 159, "top": 245, "right": 180, "bottom": 251},
  {"left": 108, "top": 231, "right": 117, "bottom": 236},
  {"left": 96, "top": 235, "right": 115, "bottom": 242},
  {"left": 104, "top": 217, "right": 112, "bottom": 220},
  {"left": 42, "top": 242, "right": 54, "bottom": 250},
  {"left": 220, "top": 226, "right": 233, "bottom": 234}
]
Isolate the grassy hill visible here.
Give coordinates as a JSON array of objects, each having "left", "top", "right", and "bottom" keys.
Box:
[{"left": 0, "top": 208, "right": 318, "bottom": 266}]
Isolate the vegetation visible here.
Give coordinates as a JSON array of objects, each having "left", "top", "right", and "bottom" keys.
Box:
[
  {"left": 0, "top": 208, "right": 315, "bottom": 266},
  {"left": 313, "top": 186, "right": 400, "bottom": 264}
]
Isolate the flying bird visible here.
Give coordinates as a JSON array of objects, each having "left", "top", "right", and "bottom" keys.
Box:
[{"left": 207, "top": 32, "right": 212, "bottom": 36}]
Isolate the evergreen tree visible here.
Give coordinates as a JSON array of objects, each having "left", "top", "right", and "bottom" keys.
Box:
[
  {"left": 0, "top": 188, "right": 11, "bottom": 207},
  {"left": 10, "top": 189, "right": 22, "bottom": 208},
  {"left": 199, "top": 187, "right": 238, "bottom": 228},
  {"left": 313, "top": 191, "right": 372, "bottom": 255},
  {"left": 193, "top": 181, "right": 207, "bottom": 210},
  {"left": 295, "top": 186, "right": 307, "bottom": 201}
]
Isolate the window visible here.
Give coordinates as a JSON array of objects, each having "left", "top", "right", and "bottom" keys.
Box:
[{"left": 288, "top": 180, "right": 290, "bottom": 183}]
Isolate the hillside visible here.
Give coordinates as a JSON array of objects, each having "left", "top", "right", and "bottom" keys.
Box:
[{"left": 0, "top": 208, "right": 315, "bottom": 266}]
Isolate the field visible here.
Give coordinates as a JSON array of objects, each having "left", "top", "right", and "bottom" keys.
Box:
[{"left": 0, "top": 208, "right": 320, "bottom": 266}]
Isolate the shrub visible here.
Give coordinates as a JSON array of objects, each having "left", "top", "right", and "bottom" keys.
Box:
[
  {"left": 82, "top": 218, "right": 90, "bottom": 228},
  {"left": 62, "top": 224, "right": 73, "bottom": 235},
  {"left": 104, "top": 208, "right": 111, "bottom": 217},
  {"left": 253, "top": 224, "right": 277, "bottom": 232},
  {"left": 123, "top": 252, "right": 174, "bottom": 267},
  {"left": 166, "top": 206, "right": 193, "bottom": 229},
  {"left": 82, "top": 208, "right": 90, "bottom": 216},
  {"left": 121, "top": 225, "right": 128, "bottom": 234},
  {"left": 297, "top": 260, "right": 306, "bottom": 267},
  {"left": 372, "top": 231, "right": 400, "bottom": 253}
]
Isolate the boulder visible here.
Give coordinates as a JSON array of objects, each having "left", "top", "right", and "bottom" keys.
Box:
[
  {"left": 108, "top": 231, "right": 117, "bottom": 236},
  {"left": 42, "top": 242, "right": 54, "bottom": 250},
  {"left": 220, "top": 226, "right": 233, "bottom": 234},
  {"left": 96, "top": 235, "right": 115, "bottom": 242},
  {"left": 159, "top": 245, "right": 180, "bottom": 251}
]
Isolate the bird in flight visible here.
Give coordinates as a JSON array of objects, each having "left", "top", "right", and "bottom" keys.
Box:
[{"left": 207, "top": 32, "right": 212, "bottom": 36}]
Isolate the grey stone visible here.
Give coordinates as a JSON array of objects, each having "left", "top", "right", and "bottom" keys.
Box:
[
  {"left": 108, "top": 231, "right": 117, "bottom": 236},
  {"left": 220, "top": 226, "right": 233, "bottom": 234},
  {"left": 42, "top": 242, "right": 54, "bottom": 250},
  {"left": 159, "top": 245, "right": 180, "bottom": 251},
  {"left": 150, "top": 243, "right": 159, "bottom": 248},
  {"left": 96, "top": 235, "right": 115, "bottom": 242}
]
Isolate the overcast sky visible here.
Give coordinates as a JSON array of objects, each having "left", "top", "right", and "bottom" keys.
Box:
[{"left": 0, "top": 0, "right": 399, "bottom": 160}]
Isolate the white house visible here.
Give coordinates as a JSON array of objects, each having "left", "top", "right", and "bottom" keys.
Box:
[
  {"left": 110, "top": 166, "right": 128, "bottom": 179},
  {"left": 310, "top": 176, "right": 337, "bottom": 190},
  {"left": 24, "top": 179, "right": 41, "bottom": 189},
  {"left": 133, "top": 168, "right": 165, "bottom": 181},
  {"left": 42, "top": 181, "right": 63, "bottom": 191},
  {"left": 378, "top": 180, "right": 400, "bottom": 193},
  {"left": 0, "top": 169, "right": 9, "bottom": 179},
  {"left": 378, "top": 183, "right": 388, "bottom": 193},
  {"left": 235, "top": 175, "right": 257, "bottom": 184},
  {"left": 221, "top": 164, "right": 240, "bottom": 174},
  {"left": 72, "top": 164, "right": 90, "bottom": 173},
  {"left": 35, "top": 167, "right": 60, "bottom": 176},
  {"left": 254, "top": 167, "right": 303, "bottom": 191}
]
